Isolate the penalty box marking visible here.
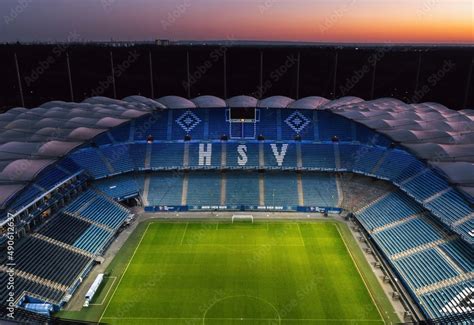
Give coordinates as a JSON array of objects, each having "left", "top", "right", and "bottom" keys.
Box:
[{"left": 89, "top": 276, "right": 117, "bottom": 306}]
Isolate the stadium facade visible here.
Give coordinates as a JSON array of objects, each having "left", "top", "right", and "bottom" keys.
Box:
[{"left": 0, "top": 95, "right": 473, "bottom": 323}]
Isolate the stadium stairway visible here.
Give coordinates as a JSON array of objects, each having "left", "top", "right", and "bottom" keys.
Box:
[
  {"left": 259, "top": 142, "right": 265, "bottom": 168},
  {"left": 355, "top": 191, "right": 392, "bottom": 215},
  {"left": 389, "top": 213, "right": 456, "bottom": 260},
  {"left": 335, "top": 174, "right": 343, "bottom": 207},
  {"left": 142, "top": 174, "right": 151, "bottom": 206},
  {"left": 452, "top": 212, "right": 474, "bottom": 227},
  {"left": 95, "top": 148, "right": 115, "bottom": 175},
  {"left": 390, "top": 237, "right": 453, "bottom": 260},
  {"left": 296, "top": 173, "right": 304, "bottom": 206},
  {"left": 370, "top": 149, "right": 391, "bottom": 175},
  {"left": 183, "top": 142, "right": 190, "bottom": 168},
  {"left": 106, "top": 131, "right": 116, "bottom": 144},
  {"left": 415, "top": 272, "right": 474, "bottom": 295},
  {"left": 399, "top": 169, "right": 427, "bottom": 187},
  {"left": 72, "top": 194, "right": 97, "bottom": 216},
  {"left": 64, "top": 189, "right": 130, "bottom": 230},
  {"left": 93, "top": 188, "right": 126, "bottom": 208},
  {"left": 259, "top": 173, "right": 265, "bottom": 205},
  {"left": 91, "top": 189, "right": 132, "bottom": 224},
  {"left": 181, "top": 173, "right": 189, "bottom": 205},
  {"left": 64, "top": 212, "right": 114, "bottom": 233},
  {"left": 69, "top": 149, "right": 109, "bottom": 178},
  {"left": 220, "top": 172, "right": 227, "bottom": 205},
  {"left": 334, "top": 143, "right": 341, "bottom": 170},
  {"left": 145, "top": 143, "right": 152, "bottom": 169},
  {"left": 394, "top": 249, "right": 463, "bottom": 291},
  {"left": 101, "top": 145, "right": 135, "bottom": 174},
  {"left": 0, "top": 266, "right": 68, "bottom": 293},
  {"left": 68, "top": 189, "right": 96, "bottom": 208},
  {"left": 419, "top": 280, "right": 473, "bottom": 320},
  {"left": 439, "top": 240, "right": 473, "bottom": 273},
  {"left": 296, "top": 143, "right": 303, "bottom": 168},
  {"left": 31, "top": 233, "right": 94, "bottom": 259},
  {"left": 221, "top": 142, "right": 227, "bottom": 168},
  {"left": 73, "top": 225, "right": 113, "bottom": 255},
  {"left": 423, "top": 188, "right": 451, "bottom": 205},
  {"left": 129, "top": 120, "right": 136, "bottom": 142},
  {"left": 434, "top": 247, "right": 466, "bottom": 275},
  {"left": 371, "top": 214, "right": 422, "bottom": 234}
]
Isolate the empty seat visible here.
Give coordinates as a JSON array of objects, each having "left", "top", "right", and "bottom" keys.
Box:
[
  {"left": 225, "top": 171, "right": 260, "bottom": 206},
  {"left": 187, "top": 172, "right": 221, "bottom": 206},
  {"left": 147, "top": 172, "right": 184, "bottom": 206},
  {"left": 302, "top": 172, "right": 338, "bottom": 207},
  {"left": 264, "top": 172, "right": 298, "bottom": 206}
]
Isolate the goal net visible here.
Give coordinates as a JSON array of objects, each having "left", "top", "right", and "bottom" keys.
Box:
[{"left": 232, "top": 215, "right": 254, "bottom": 224}]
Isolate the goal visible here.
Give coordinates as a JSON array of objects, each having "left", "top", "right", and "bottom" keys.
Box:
[{"left": 231, "top": 215, "right": 254, "bottom": 224}]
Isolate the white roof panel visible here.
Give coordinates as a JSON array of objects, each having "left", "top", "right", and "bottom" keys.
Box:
[{"left": 1, "top": 95, "right": 473, "bottom": 212}]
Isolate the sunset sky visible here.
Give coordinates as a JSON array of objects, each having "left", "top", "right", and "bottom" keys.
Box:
[{"left": 0, "top": 0, "right": 472, "bottom": 43}]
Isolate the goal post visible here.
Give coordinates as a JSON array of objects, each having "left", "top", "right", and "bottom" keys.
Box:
[{"left": 231, "top": 215, "right": 254, "bottom": 224}]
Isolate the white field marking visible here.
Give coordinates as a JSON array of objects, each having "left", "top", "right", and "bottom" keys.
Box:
[
  {"left": 180, "top": 222, "right": 189, "bottom": 245},
  {"left": 335, "top": 224, "right": 386, "bottom": 324},
  {"left": 189, "top": 244, "right": 306, "bottom": 247},
  {"left": 201, "top": 295, "right": 281, "bottom": 325},
  {"left": 102, "top": 316, "right": 383, "bottom": 322},
  {"left": 297, "top": 223, "right": 306, "bottom": 247},
  {"left": 205, "top": 222, "right": 307, "bottom": 253},
  {"left": 99, "top": 222, "right": 152, "bottom": 322},
  {"left": 89, "top": 276, "right": 117, "bottom": 306}
]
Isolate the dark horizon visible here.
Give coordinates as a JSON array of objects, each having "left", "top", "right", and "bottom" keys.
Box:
[
  {"left": 1, "top": 43, "right": 473, "bottom": 111},
  {"left": 2, "top": 39, "right": 474, "bottom": 47}
]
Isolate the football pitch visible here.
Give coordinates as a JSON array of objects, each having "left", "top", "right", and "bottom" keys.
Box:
[{"left": 97, "top": 221, "right": 390, "bottom": 324}]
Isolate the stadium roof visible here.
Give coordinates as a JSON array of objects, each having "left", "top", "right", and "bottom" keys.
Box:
[{"left": 1, "top": 94, "right": 473, "bottom": 209}]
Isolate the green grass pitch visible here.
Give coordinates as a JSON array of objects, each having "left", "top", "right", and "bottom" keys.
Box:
[{"left": 96, "top": 221, "right": 389, "bottom": 324}]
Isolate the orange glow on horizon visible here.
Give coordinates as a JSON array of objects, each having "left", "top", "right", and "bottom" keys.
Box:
[
  {"left": 0, "top": 0, "right": 472, "bottom": 44},
  {"left": 172, "top": 21, "right": 473, "bottom": 44},
  {"left": 162, "top": 0, "right": 474, "bottom": 44}
]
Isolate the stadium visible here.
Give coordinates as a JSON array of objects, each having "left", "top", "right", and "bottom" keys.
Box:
[{"left": 0, "top": 91, "right": 473, "bottom": 324}]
